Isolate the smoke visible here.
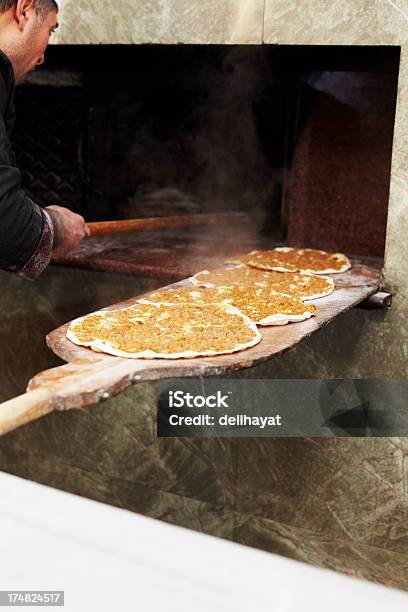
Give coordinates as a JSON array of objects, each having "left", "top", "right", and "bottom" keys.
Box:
[{"left": 115, "top": 47, "right": 281, "bottom": 250}]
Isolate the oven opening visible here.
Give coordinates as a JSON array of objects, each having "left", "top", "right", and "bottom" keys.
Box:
[{"left": 13, "top": 44, "right": 400, "bottom": 261}]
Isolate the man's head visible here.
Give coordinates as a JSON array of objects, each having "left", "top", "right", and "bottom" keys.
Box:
[{"left": 0, "top": 0, "right": 59, "bottom": 83}]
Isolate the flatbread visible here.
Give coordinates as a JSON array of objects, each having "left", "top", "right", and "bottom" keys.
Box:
[
  {"left": 225, "top": 251, "right": 259, "bottom": 266},
  {"left": 191, "top": 266, "right": 334, "bottom": 300},
  {"left": 227, "top": 248, "right": 351, "bottom": 274},
  {"left": 67, "top": 302, "right": 261, "bottom": 359},
  {"left": 141, "top": 286, "right": 317, "bottom": 326}
]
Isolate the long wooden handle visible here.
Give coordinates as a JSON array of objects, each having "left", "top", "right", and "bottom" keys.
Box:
[
  {"left": 0, "top": 388, "right": 56, "bottom": 436},
  {"left": 86, "top": 212, "right": 247, "bottom": 237},
  {"left": 0, "top": 357, "right": 141, "bottom": 437}
]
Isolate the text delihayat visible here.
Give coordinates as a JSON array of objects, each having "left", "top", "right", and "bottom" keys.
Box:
[{"left": 219, "top": 414, "right": 282, "bottom": 428}]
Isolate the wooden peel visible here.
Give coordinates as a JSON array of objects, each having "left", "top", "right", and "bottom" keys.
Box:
[
  {"left": 86, "top": 212, "right": 248, "bottom": 237},
  {"left": 0, "top": 260, "right": 382, "bottom": 437}
]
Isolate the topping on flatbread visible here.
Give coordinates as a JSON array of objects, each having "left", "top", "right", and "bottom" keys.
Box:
[
  {"left": 225, "top": 251, "right": 259, "bottom": 265},
  {"left": 67, "top": 302, "right": 261, "bottom": 359},
  {"left": 191, "top": 266, "right": 334, "bottom": 300},
  {"left": 232, "top": 247, "right": 351, "bottom": 274},
  {"left": 142, "top": 286, "right": 317, "bottom": 326}
]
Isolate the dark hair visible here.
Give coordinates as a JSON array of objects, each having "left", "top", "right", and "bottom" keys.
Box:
[{"left": 0, "top": 0, "right": 57, "bottom": 19}]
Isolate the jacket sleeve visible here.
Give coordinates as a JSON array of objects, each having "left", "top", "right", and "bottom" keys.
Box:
[
  {"left": 0, "top": 94, "right": 53, "bottom": 280},
  {"left": 14, "top": 210, "right": 54, "bottom": 280}
]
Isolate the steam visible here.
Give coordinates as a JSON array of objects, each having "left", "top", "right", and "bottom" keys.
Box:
[{"left": 120, "top": 47, "right": 281, "bottom": 258}]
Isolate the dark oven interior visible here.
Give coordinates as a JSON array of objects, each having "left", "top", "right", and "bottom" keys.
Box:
[{"left": 13, "top": 44, "right": 400, "bottom": 259}]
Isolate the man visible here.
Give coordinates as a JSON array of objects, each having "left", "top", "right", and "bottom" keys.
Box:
[{"left": 0, "top": 0, "right": 87, "bottom": 280}]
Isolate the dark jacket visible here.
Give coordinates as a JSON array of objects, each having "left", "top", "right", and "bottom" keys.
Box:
[{"left": 0, "top": 49, "right": 53, "bottom": 279}]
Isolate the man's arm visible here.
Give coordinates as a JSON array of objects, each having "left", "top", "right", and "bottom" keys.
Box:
[
  {"left": 0, "top": 65, "right": 50, "bottom": 277},
  {"left": 0, "top": 145, "right": 88, "bottom": 280},
  {"left": 0, "top": 162, "right": 48, "bottom": 273},
  {"left": 0, "top": 175, "right": 88, "bottom": 280},
  {"left": 0, "top": 51, "right": 88, "bottom": 280},
  {"left": 12, "top": 206, "right": 54, "bottom": 280}
]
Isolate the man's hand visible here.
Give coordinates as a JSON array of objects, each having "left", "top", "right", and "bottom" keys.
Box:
[{"left": 44, "top": 205, "right": 90, "bottom": 258}]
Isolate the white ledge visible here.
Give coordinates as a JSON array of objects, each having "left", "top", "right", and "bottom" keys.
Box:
[{"left": 0, "top": 471, "right": 407, "bottom": 612}]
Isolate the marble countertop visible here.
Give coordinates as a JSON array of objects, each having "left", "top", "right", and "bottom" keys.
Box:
[{"left": 0, "top": 471, "right": 407, "bottom": 612}]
